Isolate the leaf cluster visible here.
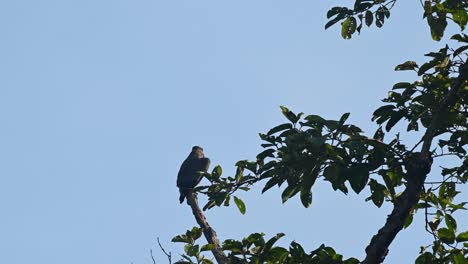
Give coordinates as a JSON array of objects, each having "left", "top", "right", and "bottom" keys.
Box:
[
  {"left": 325, "top": 0, "right": 468, "bottom": 40},
  {"left": 172, "top": 230, "right": 359, "bottom": 264}
]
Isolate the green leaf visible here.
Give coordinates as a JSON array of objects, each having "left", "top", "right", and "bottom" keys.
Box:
[
  {"left": 385, "top": 110, "right": 406, "bottom": 132},
  {"left": 245, "top": 161, "right": 257, "bottom": 173},
  {"left": 403, "top": 212, "right": 413, "bottom": 229},
  {"left": 235, "top": 171, "right": 244, "bottom": 184},
  {"left": 172, "top": 234, "right": 191, "bottom": 243},
  {"left": 453, "top": 45, "right": 468, "bottom": 57},
  {"left": 324, "top": 164, "right": 347, "bottom": 193},
  {"left": 201, "top": 259, "right": 214, "bottom": 264},
  {"left": 280, "top": 106, "right": 301, "bottom": 123},
  {"left": 264, "top": 233, "right": 285, "bottom": 251},
  {"left": 392, "top": 82, "right": 413, "bottom": 90},
  {"left": 243, "top": 233, "right": 265, "bottom": 247},
  {"left": 174, "top": 260, "right": 191, "bottom": 264},
  {"left": 281, "top": 184, "right": 299, "bottom": 203},
  {"left": 266, "top": 247, "right": 289, "bottom": 262},
  {"left": 327, "top": 6, "right": 348, "bottom": 18},
  {"left": 327, "top": 7, "right": 347, "bottom": 19},
  {"left": 395, "top": 61, "right": 418, "bottom": 71},
  {"left": 289, "top": 241, "right": 305, "bottom": 258},
  {"left": 261, "top": 160, "right": 276, "bottom": 171},
  {"left": 427, "top": 12, "right": 447, "bottom": 41},
  {"left": 354, "top": 1, "right": 373, "bottom": 12},
  {"left": 262, "top": 176, "right": 279, "bottom": 193},
  {"left": 341, "top": 16, "right": 357, "bottom": 39},
  {"left": 416, "top": 252, "right": 434, "bottom": 264},
  {"left": 267, "top": 123, "right": 293, "bottom": 136},
  {"left": 438, "top": 227, "right": 455, "bottom": 244},
  {"left": 233, "top": 196, "right": 246, "bottom": 215},
  {"left": 347, "top": 166, "right": 369, "bottom": 194},
  {"left": 300, "top": 188, "right": 313, "bottom": 208},
  {"left": 200, "top": 244, "right": 216, "bottom": 252},
  {"left": 449, "top": 202, "right": 467, "bottom": 211},
  {"left": 257, "top": 149, "right": 276, "bottom": 160},
  {"left": 373, "top": 127, "right": 385, "bottom": 141},
  {"left": 382, "top": 6, "right": 390, "bottom": 18},
  {"left": 418, "top": 60, "right": 437, "bottom": 75},
  {"left": 375, "top": 17, "right": 383, "bottom": 28},
  {"left": 365, "top": 10, "right": 373, "bottom": 27},
  {"left": 212, "top": 165, "right": 222, "bottom": 177},
  {"left": 452, "top": 252, "right": 465, "bottom": 264},
  {"left": 375, "top": 6, "right": 386, "bottom": 28},
  {"left": 407, "top": 119, "right": 419, "bottom": 132},
  {"left": 324, "top": 120, "right": 339, "bottom": 130},
  {"left": 325, "top": 13, "right": 346, "bottom": 29},
  {"left": 344, "top": 258, "right": 360, "bottom": 264},
  {"left": 445, "top": 214, "right": 457, "bottom": 232},
  {"left": 456, "top": 231, "right": 468, "bottom": 242},
  {"left": 175, "top": 259, "right": 192, "bottom": 264},
  {"left": 184, "top": 244, "right": 199, "bottom": 257},
  {"left": 452, "top": 8, "right": 468, "bottom": 30},
  {"left": 202, "top": 200, "right": 216, "bottom": 211},
  {"left": 451, "top": 33, "right": 468, "bottom": 42},
  {"left": 305, "top": 114, "right": 326, "bottom": 124},
  {"left": 324, "top": 165, "right": 340, "bottom": 180},
  {"left": 372, "top": 105, "right": 395, "bottom": 122},
  {"left": 222, "top": 239, "right": 243, "bottom": 251},
  {"left": 367, "top": 179, "right": 385, "bottom": 207},
  {"left": 190, "top": 226, "right": 203, "bottom": 240},
  {"left": 339, "top": 112, "right": 350, "bottom": 124},
  {"left": 223, "top": 195, "right": 230, "bottom": 206}
]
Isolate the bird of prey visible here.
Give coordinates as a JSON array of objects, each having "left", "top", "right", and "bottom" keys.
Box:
[{"left": 177, "top": 146, "right": 210, "bottom": 204}]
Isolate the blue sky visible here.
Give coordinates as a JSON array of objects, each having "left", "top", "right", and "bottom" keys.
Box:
[{"left": 0, "top": 1, "right": 466, "bottom": 263}]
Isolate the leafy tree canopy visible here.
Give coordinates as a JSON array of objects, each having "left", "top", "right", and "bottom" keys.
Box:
[{"left": 170, "top": 0, "right": 468, "bottom": 263}]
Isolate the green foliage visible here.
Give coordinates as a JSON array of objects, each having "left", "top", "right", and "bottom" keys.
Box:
[
  {"left": 172, "top": 230, "right": 359, "bottom": 264},
  {"left": 233, "top": 196, "right": 246, "bottom": 215},
  {"left": 187, "top": 48, "right": 467, "bottom": 262},
  {"left": 325, "top": 0, "right": 468, "bottom": 41},
  {"left": 172, "top": 228, "right": 215, "bottom": 264},
  {"left": 172, "top": 1, "right": 468, "bottom": 263}
]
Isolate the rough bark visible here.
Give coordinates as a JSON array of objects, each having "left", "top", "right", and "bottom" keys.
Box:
[
  {"left": 186, "top": 190, "right": 228, "bottom": 264},
  {"left": 362, "top": 63, "right": 466, "bottom": 264},
  {"left": 363, "top": 153, "right": 432, "bottom": 264}
]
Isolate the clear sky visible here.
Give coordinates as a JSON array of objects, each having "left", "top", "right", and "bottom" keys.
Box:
[{"left": 0, "top": 1, "right": 466, "bottom": 264}]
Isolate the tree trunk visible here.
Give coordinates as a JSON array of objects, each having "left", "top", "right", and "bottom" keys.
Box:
[{"left": 186, "top": 191, "right": 228, "bottom": 264}]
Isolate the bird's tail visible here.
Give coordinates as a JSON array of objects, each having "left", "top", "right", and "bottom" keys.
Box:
[{"left": 179, "top": 191, "right": 186, "bottom": 204}]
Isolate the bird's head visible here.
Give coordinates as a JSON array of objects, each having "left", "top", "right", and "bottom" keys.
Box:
[{"left": 192, "top": 146, "right": 204, "bottom": 157}]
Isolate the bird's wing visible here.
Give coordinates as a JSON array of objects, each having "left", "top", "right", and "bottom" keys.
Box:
[
  {"left": 192, "top": 157, "right": 210, "bottom": 186},
  {"left": 177, "top": 156, "right": 210, "bottom": 189},
  {"left": 177, "top": 157, "right": 193, "bottom": 187},
  {"left": 198, "top": 157, "right": 210, "bottom": 172}
]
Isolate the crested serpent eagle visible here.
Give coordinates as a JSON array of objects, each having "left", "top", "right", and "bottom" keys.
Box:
[{"left": 176, "top": 146, "right": 210, "bottom": 203}]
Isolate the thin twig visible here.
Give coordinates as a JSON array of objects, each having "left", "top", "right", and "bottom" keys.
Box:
[
  {"left": 150, "top": 249, "right": 157, "bottom": 264},
  {"left": 409, "top": 138, "right": 424, "bottom": 153},
  {"left": 433, "top": 153, "right": 460, "bottom": 158},
  {"left": 156, "top": 237, "right": 172, "bottom": 264}
]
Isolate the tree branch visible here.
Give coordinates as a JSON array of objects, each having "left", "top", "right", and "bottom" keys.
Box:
[
  {"left": 362, "top": 62, "right": 467, "bottom": 264},
  {"left": 157, "top": 237, "right": 172, "bottom": 264},
  {"left": 150, "top": 249, "right": 157, "bottom": 264},
  {"left": 186, "top": 190, "right": 228, "bottom": 264}
]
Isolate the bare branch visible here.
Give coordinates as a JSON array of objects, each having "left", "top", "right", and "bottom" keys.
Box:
[
  {"left": 156, "top": 237, "right": 172, "bottom": 264},
  {"left": 150, "top": 249, "right": 157, "bottom": 264},
  {"left": 186, "top": 191, "right": 228, "bottom": 264}
]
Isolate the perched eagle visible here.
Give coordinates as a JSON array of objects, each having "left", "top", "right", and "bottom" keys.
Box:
[{"left": 177, "top": 146, "right": 210, "bottom": 203}]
